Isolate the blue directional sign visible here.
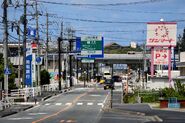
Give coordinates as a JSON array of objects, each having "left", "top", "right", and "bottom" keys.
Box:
[
  {"left": 4, "top": 67, "right": 11, "bottom": 75},
  {"left": 76, "top": 36, "right": 104, "bottom": 59}
]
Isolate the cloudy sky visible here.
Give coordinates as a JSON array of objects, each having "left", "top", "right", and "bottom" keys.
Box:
[{"left": 0, "top": 0, "right": 185, "bottom": 46}]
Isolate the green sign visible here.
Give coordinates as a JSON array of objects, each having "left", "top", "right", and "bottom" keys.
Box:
[
  {"left": 81, "top": 36, "right": 103, "bottom": 55},
  {"left": 81, "top": 58, "right": 94, "bottom": 63}
]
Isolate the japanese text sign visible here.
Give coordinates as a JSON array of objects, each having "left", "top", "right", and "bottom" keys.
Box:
[
  {"left": 147, "top": 22, "right": 177, "bottom": 47},
  {"left": 154, "top": 47, "right": 169, "bottom": 65}
]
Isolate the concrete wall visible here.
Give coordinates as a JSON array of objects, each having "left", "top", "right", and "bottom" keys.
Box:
[
  {"left": 180, "top": 52, "right": 185, "bottom": 62},
  {"left": 146, "top": 77, "right": 170, "bottom": 90}
]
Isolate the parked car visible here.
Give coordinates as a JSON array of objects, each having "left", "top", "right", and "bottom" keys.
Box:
[{"left": 104, "top": 79, "right": 114, "bottom": 90}]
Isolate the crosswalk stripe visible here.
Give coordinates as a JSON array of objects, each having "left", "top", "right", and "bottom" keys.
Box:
[
  {"left": 55, "top": 103, "right": 62, "bottom": 106},
  {"left": 97, "top": 103, "right": 104, "bottom": 107},
  {"left": 65, "top": 103, "right": 72, "bottom": 106},
  {"left": 45, "top": 103, "right": 50, "bottom": 106},
  {"left": 77, "top": 103, "right": 83, "bottom": 105},
  {"left": 87, "top": 102, "right": 93, "bottom": 105}
]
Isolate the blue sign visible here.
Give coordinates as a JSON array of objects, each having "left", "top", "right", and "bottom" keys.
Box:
[
  {"left": 36, "top": 57, "right": 41, "bottom": 63},
  {"left": 76, "top": 37, "right": 81, "bottom": 52},
  {"left": 25, "top": 55, "right": 32, "bottom": 86},
  {"left": 27, "top": 27, "right": 36, "bottom": 38},
  {"left": 76, "top": 37, "right": 104, "bottom": 59},
  {"left": 4, "top": 67, "right": 11, "bottom": 75}
]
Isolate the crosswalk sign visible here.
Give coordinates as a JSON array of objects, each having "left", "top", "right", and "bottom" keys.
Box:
[{"left": 4, "top": 68, "right": 11, "bottom": 75}]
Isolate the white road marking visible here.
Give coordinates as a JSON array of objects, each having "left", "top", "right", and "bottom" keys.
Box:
[
  {"left": 45, "top": 103, "right": 50, "bottom": 106},
  {"left": 55, "top": 103, "right": 62, "bottom": 106},
  {"left": 87, "top": 102, "right": 93, "bottom": 105},
  {"left": 77, "top": 103, "right": 83, "bottom": 105},
  {"left": 28, "top": 112, "right": 47, "bottom": 115},
  {"left": 8, "top": 117, "right": 33, "bottom": 120},
  {"left": 97, "top": 103, "right": 104, "bottom": 107},
  {"left": 90, "top": 94, "right": 101, "bottom": 97},
  {"left": 65, "top": 103, "right": 72, "bottom": 106}
]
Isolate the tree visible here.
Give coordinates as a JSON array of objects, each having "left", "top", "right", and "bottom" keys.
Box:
[
  {"left": 0, "top": 53, "right": 17, "bottom": 90},
  {"left": 178, "top": 28, "right": 185, "bottom": 52},
  {"left": 40, "top": 69, "right": 50, "bottom": 85}
]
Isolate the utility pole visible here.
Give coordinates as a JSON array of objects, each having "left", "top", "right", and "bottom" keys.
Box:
[
  {"left": 17, "top": 21, "right": 21, "bottom": 88},
  {"left": 3, "top": 0, "right": 9, "bottom": 100},
  {"left": 67, "top": 28, "right": 73, "bottom": 87},
  {"left": 69, "top": 37, "right": 72, "bottom": 87},
  {"left": 23, "top": 0, "right": 27, "bottom": 88},
  {"left": 35, "top": 1, "right": 40, "bottom": 87},
  {"left": 58, "top": 22, "right": 63, "bottom": 91},
  {"left": 143, "top": 41, "right": 147, "bottom": 89},
  {"left": 45, "top": 12, "right": 49, "bottom": 70}
]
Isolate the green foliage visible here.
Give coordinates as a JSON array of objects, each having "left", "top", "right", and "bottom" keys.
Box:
[
  {"left": 161, "top": 81, "right": 185, "bottom": 100},
  {"left": 177, "top": 28, "right": 185, "bottom": 52},
  {"left": 0, "top": 53, "right": 17, "bottom": 90},
  {"left": 8, "top": 64, "right": 17, "bottom": 90},
  {"left": 40, "top": 69, "right": 50, "bottom": 85}
]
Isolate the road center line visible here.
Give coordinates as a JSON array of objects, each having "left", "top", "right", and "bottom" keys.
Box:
[{"left": 32, "top": 89, "right": 94, "bottom": 123}]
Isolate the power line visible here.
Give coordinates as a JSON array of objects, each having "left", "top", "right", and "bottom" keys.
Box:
[
  {"left": 37, "top": 0, "right": 167, "bottom": 6},
  {"left": 82, "top": 6, "right": 185, "bottom": 15}
]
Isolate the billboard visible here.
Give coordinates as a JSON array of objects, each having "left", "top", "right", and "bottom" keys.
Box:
[
  {"left": 153, "top": 47, "right": 169, "bottom": 65},
  {"left": 146, "top": 22, "right": 177, "bottom": 47}
]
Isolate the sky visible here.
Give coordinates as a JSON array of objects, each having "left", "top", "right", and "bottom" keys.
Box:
[{"left": 0, "top": 0, "right": 185, "bottom": 46}]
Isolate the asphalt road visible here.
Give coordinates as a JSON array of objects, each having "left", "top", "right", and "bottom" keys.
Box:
[
  {"left": 0, "top": 86, "right": 109, "bottom": 123},
  {"left": 2, "top": 84, "right": 183, "bottom": 123}
]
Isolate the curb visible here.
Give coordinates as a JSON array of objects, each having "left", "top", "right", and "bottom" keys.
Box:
[
  {"left": 0, "top": 105, "right": 33, "bottom": 118},
  {"left": 153, "top": 115, "right": 163, "bottom": 122},
  {"left": 108, "top": 108, "right": 145, "bottom": 116}
]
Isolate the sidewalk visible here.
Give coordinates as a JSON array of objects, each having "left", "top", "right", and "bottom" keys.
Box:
[
  {"left": 148, "top": 103, "right": 185, "bottom": 112},
  {"left": 100, "top": 103, "right": 163, "bottom": 123}
]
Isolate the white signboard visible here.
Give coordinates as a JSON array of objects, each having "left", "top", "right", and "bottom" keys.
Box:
[
  {"left": 147, "top": 22, "right": 177, "bottom": 47},
  {"left": 154, "top": 47, "right": 169, "bottom": 65}
]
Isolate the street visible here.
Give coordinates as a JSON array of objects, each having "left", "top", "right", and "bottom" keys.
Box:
[
  {"left": 1, "top": 85, "right": 185, "bottom": 123},
  {"left": 0, "top": 86, "right": 108, "bottom": 123}
]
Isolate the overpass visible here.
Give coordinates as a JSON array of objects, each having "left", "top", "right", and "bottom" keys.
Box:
[{"left": 96, "top": 54, "right": 150, "bottom": 64}]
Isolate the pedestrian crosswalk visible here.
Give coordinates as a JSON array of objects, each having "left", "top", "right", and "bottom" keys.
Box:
[{"left": 44, "top": 102, "right": 104, "bottom": 107}]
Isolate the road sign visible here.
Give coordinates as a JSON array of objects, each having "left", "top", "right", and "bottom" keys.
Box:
[
  {"left": 27, "top": 27, "right": 36, "bottom": 38},
  {"left": 81, "top": 36, "right": 104, "bottom": 58},
  {"left": 4, "top": 68, "right": 11, "bottom": 75},
  {"left": 146, "top": 22, "right": 177, "bottom": 47},
  {"left": 36, "top": 57, "right": 43, "bottom": 65},
  {"left": 81, "top": 58, "right": 94, "bottom": 63},
  {"left": 154, "top": 47, "right": 169, "bottom": 65}
]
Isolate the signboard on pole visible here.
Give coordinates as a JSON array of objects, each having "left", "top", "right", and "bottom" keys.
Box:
[
  {"left": 146, "top": 22, "right": 177, "bottom": 47},
  {"left": 81, "top": 58, "right": 94, "bottom": 63},
  {"left": 25, "top": 43, "right": 32, "bottom": 87},
  {"left": 154, "top": 47, "right": 169, "bottom": 65},
  {"left": 81, "top": 36, "right": 104, "bottom": 58}
]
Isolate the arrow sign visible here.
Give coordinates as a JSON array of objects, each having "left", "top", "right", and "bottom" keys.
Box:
[{"left": 162, "top": 54, "right": 167, "bottom": 59}]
